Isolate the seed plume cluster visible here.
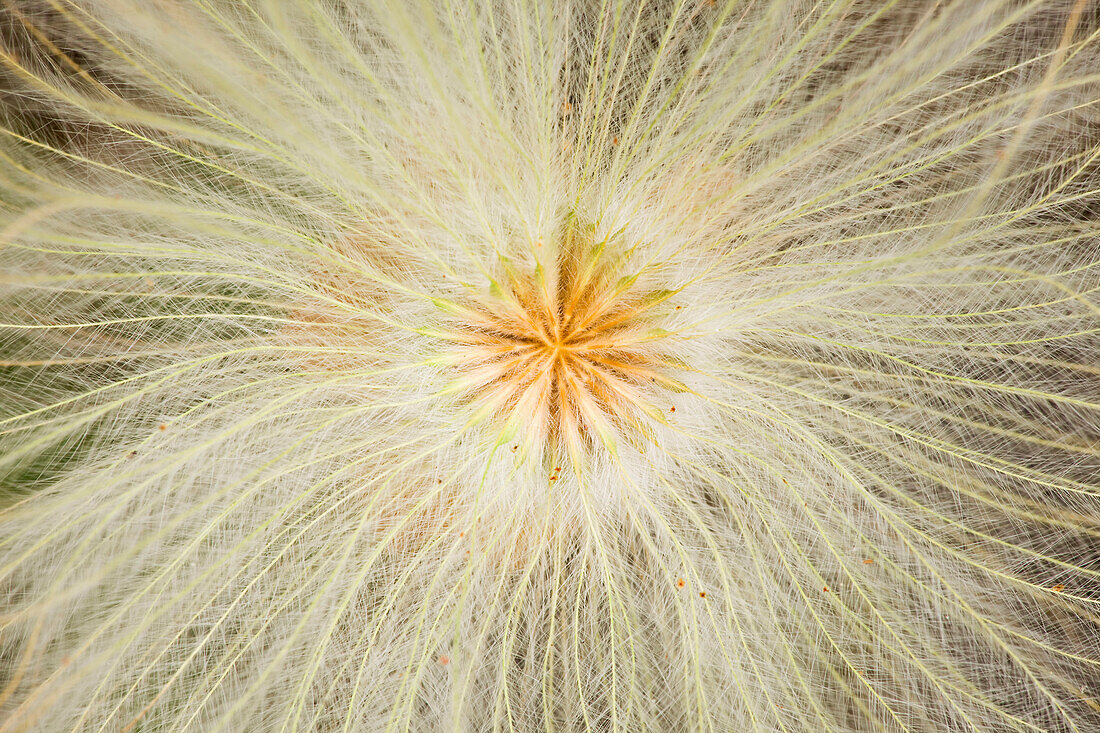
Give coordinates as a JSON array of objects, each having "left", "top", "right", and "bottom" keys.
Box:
[{"left": 1, "top": 1, "right": 1100, "bottom": 732}]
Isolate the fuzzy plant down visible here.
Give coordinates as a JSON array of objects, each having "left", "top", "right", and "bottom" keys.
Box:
[{"left": 1, "top": 1, "right": 1100, "bottom": 731}]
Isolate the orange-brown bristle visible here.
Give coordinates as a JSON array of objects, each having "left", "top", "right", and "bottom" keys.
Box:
[{"left": 444, "top": 223, "right": 676, "bottom": 456}]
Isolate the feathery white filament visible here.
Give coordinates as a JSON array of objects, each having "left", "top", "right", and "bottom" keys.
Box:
[{"left": 1, "top": 1, "right": 1099, "bottom": 731}]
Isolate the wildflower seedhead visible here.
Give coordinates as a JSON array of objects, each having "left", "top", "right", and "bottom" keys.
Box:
[{"left": 2, "top": 1, "right": 1100, "bottom": 731}]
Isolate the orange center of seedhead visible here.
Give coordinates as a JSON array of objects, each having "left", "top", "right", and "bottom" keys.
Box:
[{"left": 445, "top": 222, "right": 678, "bottom": 456}]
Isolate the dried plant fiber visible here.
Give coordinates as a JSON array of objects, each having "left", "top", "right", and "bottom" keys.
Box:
[{"left": 1, "top": 1, "right": 1100, "bottom": 731}]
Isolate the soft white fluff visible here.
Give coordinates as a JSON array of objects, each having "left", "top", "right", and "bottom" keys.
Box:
[{"left": 1, "top": 1, "right": 1099, "bottom": 730}]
